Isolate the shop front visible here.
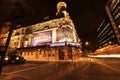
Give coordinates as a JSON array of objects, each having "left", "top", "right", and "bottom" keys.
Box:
[{"left": 18, "top": 41, "right": 81, "bottom": 61}]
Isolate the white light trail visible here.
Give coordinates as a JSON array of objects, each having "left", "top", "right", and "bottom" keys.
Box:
[{"left": 90, "top": 54, "right": 120, "bottom": 58}]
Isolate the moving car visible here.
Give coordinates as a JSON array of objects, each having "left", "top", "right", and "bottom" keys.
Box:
[{"left": 3, "top": 51, "right": 26, "bottom": 65}]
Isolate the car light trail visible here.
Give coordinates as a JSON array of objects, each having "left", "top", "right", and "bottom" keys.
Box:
[{"left": 90, "top": 54, "right": 120, "bottom": 58}]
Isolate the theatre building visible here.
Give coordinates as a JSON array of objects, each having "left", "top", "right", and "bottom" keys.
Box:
[
  {"left": 9, "top": 17, "right": 82, "bottom": 61},
  {"left": 0, "top": 1, "right": 82, "bottom": 61}
]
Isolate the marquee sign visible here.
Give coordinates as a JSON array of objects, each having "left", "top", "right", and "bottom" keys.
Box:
[{"left": 31, "top": 31, "right": 52, "bottom": 46}]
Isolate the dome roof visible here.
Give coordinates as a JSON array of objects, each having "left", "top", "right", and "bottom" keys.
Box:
[{"left": 57, "top": 2, "right": 67, "bottom": 10}]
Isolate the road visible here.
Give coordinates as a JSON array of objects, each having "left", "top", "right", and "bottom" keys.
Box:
[
  {"left": 1, "top": 57, "right": 120, "bottom": 80},
  {"left": 62, "top": 58, "right": 120, "bottom": 80}
]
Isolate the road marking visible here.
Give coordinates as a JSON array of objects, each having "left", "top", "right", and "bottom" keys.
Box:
[
  {"left": 7, "top": 63, "right": 54, "bottom": 74},
  {"left": 96, "top": 61, "right": 120, "bottom": 73},
  {"left": 1, "top": 74, "right": 32, "bottom": 80}
]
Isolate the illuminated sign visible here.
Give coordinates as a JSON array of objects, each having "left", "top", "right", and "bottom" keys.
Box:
[
  {"left": 67, "top": 42, "right": 80, "bottom": 47},
  {"left": 31, "top": 31, "right": 52, "bottom": 46},
  {"left": 50, "top": 42, "right": 80, "bottom": 47},
  {"left": 50, "top": 42, "right": 66, "bottom": 47},
  {"left": 56, "top": 25, "right": 73, "bottom": 42}
]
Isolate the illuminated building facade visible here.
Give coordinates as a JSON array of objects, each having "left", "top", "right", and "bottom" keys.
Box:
[
  {"left": 97, "top": 0, "right": 120, "bottom": 48},
  {"left": 11, "top": 18, "right": 81, "bottom": 61},
  {"left": 97, "top": 17, "right": 117, "bottom": 48},
  {"left": 105, "top": 0, "right": 120, "bottom": 44},
  {"left": 0, "top": 1, "right": 82, "bottom": 61}
]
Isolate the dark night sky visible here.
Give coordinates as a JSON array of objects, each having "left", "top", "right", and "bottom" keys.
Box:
[{"left": 0, "top": 0, "right": 108, "bottom": 51}]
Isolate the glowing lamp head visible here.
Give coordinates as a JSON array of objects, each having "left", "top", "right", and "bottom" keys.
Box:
[{"left": 5, "top": 57, "right": 9, "bottom": 61}]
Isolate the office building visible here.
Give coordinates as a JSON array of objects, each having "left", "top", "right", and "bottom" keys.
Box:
[
  {"left": 105, "top": 0, "right": 120, "bottom": 44},
  {"left": 97, "top": 17, "right": 118, "bottom": 48},
  {"left": 97, "top": 0, "right": 120, "bottom": 48}
]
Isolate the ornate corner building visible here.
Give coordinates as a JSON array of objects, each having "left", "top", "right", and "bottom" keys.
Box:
[{"left": 0, "top": 1, "right": 82, "bottom": 61}]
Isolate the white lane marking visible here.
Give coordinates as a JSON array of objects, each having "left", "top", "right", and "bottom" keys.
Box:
[
  {"left": 96, "top": 61, "right": 120, "bottom": 73},
  {"left": 7, "top": 63, "right": 54, "bottom": 74}
]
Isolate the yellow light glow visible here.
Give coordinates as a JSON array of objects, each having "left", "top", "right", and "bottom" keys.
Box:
[
  {"left": 119, "top": 25, "right": 120, "bottom": 28},
  {"left": 85, "top": 42, "right": 89, "bottom": 46}
]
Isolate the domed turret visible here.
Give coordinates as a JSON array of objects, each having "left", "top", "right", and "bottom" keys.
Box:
[{"left": 56, "top": 1, "right": 70, "bottom": 18}]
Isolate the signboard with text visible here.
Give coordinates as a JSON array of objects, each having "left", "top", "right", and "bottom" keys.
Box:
[
  {"left": 31, "top": 31, "right": 52, "bottom": 46},
  {"left": 56, "top": 25, "right": 73, "bottom": 42}
]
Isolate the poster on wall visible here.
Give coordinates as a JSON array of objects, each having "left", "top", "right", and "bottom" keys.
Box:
[
  {"left": 31, "top": 31, "right": 52, "bottom": 46},
  {"left": 57, "top": 25, "right": 73, "bottom": 42}
]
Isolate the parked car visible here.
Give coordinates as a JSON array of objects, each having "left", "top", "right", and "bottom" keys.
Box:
[{"left": 3, "top": 51, "right": 26, "bottom": 65}]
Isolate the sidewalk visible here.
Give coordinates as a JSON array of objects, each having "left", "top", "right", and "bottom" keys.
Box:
[{"left": 0, "top": 73, "right": 32, "bottom": 80}]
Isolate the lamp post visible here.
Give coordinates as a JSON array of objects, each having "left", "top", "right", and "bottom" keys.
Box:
[
  {"left": 0, "top": 2, "right": 22, "bottom": 74},
  {"left": 85, "top": 41, "right": 92, "bottom": 62},
  {"left": 85, "top": 41, "right": 89, "bottom": 53},
  {"left": 85, "top": 41, "right": 89, "bottom": 46},
  {"left": 84, "top": 41, "right": 90, "bottom": 57},
  {"left": 0, "top": 20, "right": 15, "bottom": 75}
]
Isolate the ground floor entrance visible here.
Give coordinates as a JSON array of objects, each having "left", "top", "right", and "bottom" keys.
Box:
[{"left": 13, "top": 45, "right": 82, "bottom": 61}]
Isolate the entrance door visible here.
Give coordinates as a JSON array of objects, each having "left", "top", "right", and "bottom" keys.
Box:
[{"left": 58, "top": 50, "right": 64, "bottom": 60}]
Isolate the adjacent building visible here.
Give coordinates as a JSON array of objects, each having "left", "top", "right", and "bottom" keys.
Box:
[
  {"left": 96, "top": 0, "right": 120, "bottom": 55},
  {"left": 105, "top": 0, "right": 120, "bottom": 44},
  {"left": 97, "top": 17, "right": 117, "bottom": 48},
  {"left": 97, "top": 0, "right": 120, "bottom": 48}
]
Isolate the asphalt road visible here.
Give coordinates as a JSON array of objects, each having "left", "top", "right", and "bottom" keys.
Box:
[
  {"left": 62, "top": 58, "right": 120, "bottom": 80},
  {"left": 1, "top": 57, "right": 120, "bottom": 80}
]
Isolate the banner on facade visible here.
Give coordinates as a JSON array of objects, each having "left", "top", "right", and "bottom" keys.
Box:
[{"left": 31, "top": 31, "right": 52, "bottom": 46}]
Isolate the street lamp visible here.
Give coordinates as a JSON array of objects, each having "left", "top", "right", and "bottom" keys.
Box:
[
  {"left": 0, "top": 2, "right": 22, "bottom": 74},
  {"left": 119, "top": 25, "right": 120, "bottom": 28},
  {"left": 85, "top": 41, "right": 89, "bottom": 46},
  {"left": 84, "top": 41, "right": 90, "bottom": 57},
  {"left": 109, "top": 41, "right": 112, "bottom": 45}
]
